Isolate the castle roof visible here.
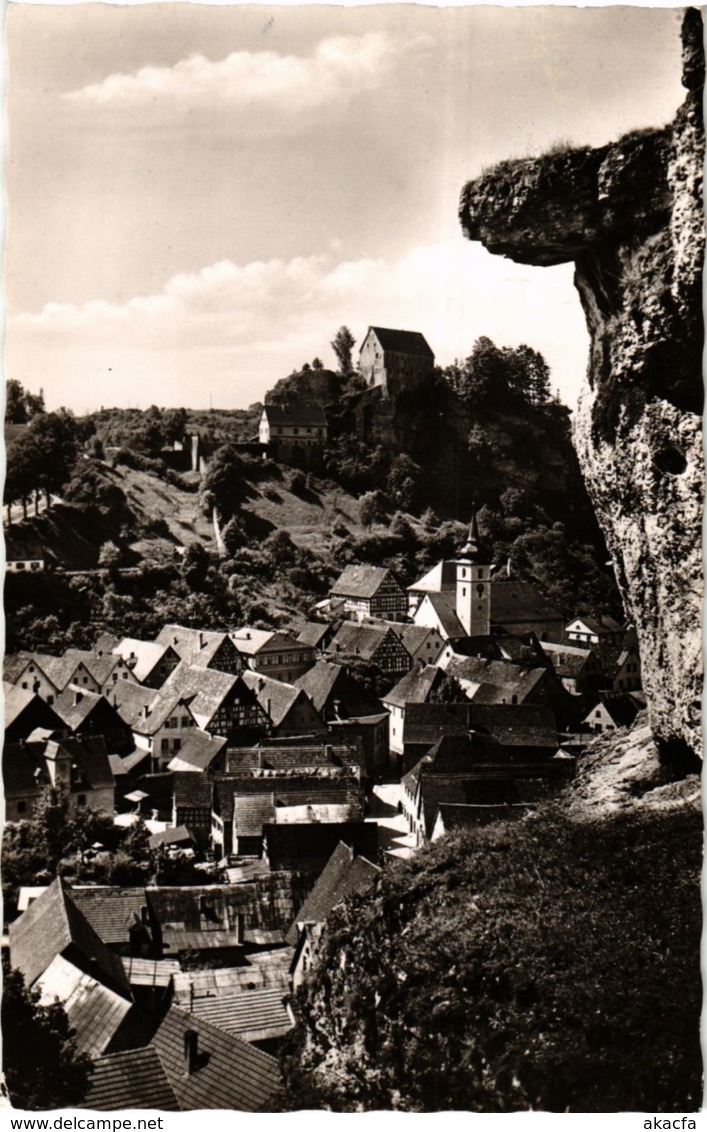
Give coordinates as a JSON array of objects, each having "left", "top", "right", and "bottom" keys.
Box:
[{"left": 364, "top": 327, "right": 434, "bottom": 358}]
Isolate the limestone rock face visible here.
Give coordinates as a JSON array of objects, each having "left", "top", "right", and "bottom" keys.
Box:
[{"left": 459, "top": 10, "right": 704, "bottom": 762}]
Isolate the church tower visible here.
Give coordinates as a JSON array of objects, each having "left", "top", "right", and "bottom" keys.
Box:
[{"left": 456, "top": 512, "right": 491, "bottom": 637}]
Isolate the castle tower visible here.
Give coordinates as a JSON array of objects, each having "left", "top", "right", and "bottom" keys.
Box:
[{"left": 456, "top": 512, "right": 491, "bottom": 637}]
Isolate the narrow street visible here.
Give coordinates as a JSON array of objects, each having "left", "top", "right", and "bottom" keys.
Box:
[{"left": 367, "top": 782, "right": 416, "bottom": 860}]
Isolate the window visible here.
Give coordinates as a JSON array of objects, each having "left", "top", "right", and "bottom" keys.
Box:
[
  {"left": 17, "top": 801, "right": 26, "bottom": 814},
  {"left": 21, "top": 682, "right": 28, "bottom": 689},
  {"left": 16, "top": 562, "right": 25, "bottom": 571},
  {"left": 462, "top": 587, "right": 467, "bottom": 597},
  {"left": 47, "top": 695, "right": 54, "bottom": 705},
  {"left": 173, "top": 739, "right": 181, "bottom": 752},
  {"left": 161, "top": 738, "right": 170, "bottom": 751}
]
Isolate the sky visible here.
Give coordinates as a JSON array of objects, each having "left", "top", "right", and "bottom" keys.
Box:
[{"left": 5, "top": 3, "right": 685, "bottom": 413}]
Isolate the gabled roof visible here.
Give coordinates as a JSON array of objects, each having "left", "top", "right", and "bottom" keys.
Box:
[
  {"left": 364, "top": 327, "right": 434, "bottom": 358},
  {"left": 172, "top": 961, "right": 291, "bottom": 1003},
  {"left": 108, "top": 679, "right": 157, "bottom": 726},
  {"left": 93, "top": 632, "right": 121, "bottom": 656},
  {"left": 151, "top": 1005, "right": 281, "bottom": 1111},
  {"left": 225, "top": 744, "right": 361, "bottom": 773},
  {"left": 419, "top": 592, "right": 466, "bottom": 639},
  {"left": 156, "top": 625, "right": 236, "bottom": 668},
  {"left": 329, "top": 622, "right": 410, "bottom": 663},
  {"left": 231, "top": 628, "right": 275, "bottom": 655},
  {"left": 393, "top": 625, "right": 444, "bottom": 658},
  {"left": 9, "top": 877, "right": 131, "bottom": 994},
  {"left": 294, "top": 660, "right": 381, "bottom": 718},
  {"left": 407, "top": 559, "right": 457, "bottom": 594},
  {"left": 241, "top": 670, "right": 317, "bottom": 728},
  {"left": 173, "top": 773, "right": 213, "bottom": 808},
  {"left": 56, "top": 735, "right": 115, "bottom": 791},
  {"left": 233, "top": 794, "right": 276, "bottom": 838},
  {"left": 80, "top": 1046, "right": 181, "bottom": 1111},
  {"left": 3, "top": 740, "right": 51, "bottom": 795},
  {"left": 167, "top": 730, "right": 228, "bottom": 772},
  {"left": 540, "top": 642, "right": 601, "bottom": 678},
  {"left": 330, "top": 564, "right": 397, "bottom": 600},
  {"left": 64, "top": 648, "right": 128, "bottom": 688},
  {"left": 262, "top": 403, "right": 328, "bottom": 428},
  {"left": 36, "top": 954, "right": 132, "bottom": 1059},
  {"left": 446, "top": 656, "right": 549, "bottom": 704},
  {"left": 295, "top": 622, "right": 333, "bottom": 648},
  {"left": 3, "top": 651, "right": 38, "bottom": 685},
  {"left": 71, "top": 887, "right": 151, "bottom": 945},
  {"left": 403, "top": 702, "right": 473, "bottom": 747},
  {"left": 54, "top": 686, "right": 127, "bottom": 733},
  {"left": 382, "top": 664, "right": 444, "bottom": 709},
  {"left": 148, "top": 825, "right": 196, "bottom": 850},
  {"left": 113, "top": 638, "right": 176, "bottom": 683},
  {"left": 286, "top": 840, "right": 380, "bottom": 944},
  {"left": 566, "top": 614, "right": 625, "bottom": 635},
  {"left": 25, "top": 652, "right": 83, "bottom": 692},
  {"left": 3, "top": 684, "right": 65, "bottom": 735},
  {"left": 188, "top": 987, "right": 294, "bottom": 1044},
  {"left": 588, "top": 692, "right": 646, "bottom": 727}
]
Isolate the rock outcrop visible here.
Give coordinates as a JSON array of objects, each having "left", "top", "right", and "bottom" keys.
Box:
[{"left": 459, "top": 9, "right": 704, "bottom": 763}]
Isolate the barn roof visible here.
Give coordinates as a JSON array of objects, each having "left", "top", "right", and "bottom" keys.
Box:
[
  {"left": 241, "top": 671, "right": 303, "bottom": 727},
  {"left": 187, "top": 987, "right": 294, "bottom": 1045},
  {"left": 365, "top": 327, "right": 434, "bottom": 358},
  {"left": 262, "top": 403, "right": 327, "bottom": 428},
  {"left": 151, "top": 1005, "right": 281, "bottom": 1111},
  {"left": 36, "top": 954, "right": 132, "bottom": 1059}
]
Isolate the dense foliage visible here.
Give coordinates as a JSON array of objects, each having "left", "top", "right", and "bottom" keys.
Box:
[
  {"left": 6, "top": 379, "right": 45, "bottom": 424},
  {"left": 2, "top": 965, "right": 91, "bottom": 1110},
  {"left": 281, "top": 805, "right": 702, "bottom": 1112}
]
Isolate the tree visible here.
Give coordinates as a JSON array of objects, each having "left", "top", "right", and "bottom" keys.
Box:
[
  {"left": 387, "top": 454, "right": 421, "bottom": 512},
  {"left": 331, "top": 326, "right": 356, "bottom": 378},
  {"left": 311, "top": 357, "right": 324, "bottom": 370},
  {"left": 2, "top": 965, "right": 91, "bottom": 1109},
  {"left": 98, "top": 540, "right": 122, "bottom": 568},
  {"left": 180, "top": 542, "right": 210, "bottom": 590},
  {"left": 6, "top": 380, "right": 45, "bottom": 424},
  {"left": 428, "top": 672, "right": 466, "bottom": 703},
  {"left": 162, "top": 407, "right": 188, "bottom": 445},
  {"left": 359, "top": 490, "right": 387, "bottom": 527}
]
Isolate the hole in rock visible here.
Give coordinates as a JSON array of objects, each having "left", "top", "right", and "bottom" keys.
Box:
[{"left": 654, "top": 446, "right": 687, "bottom": 475}]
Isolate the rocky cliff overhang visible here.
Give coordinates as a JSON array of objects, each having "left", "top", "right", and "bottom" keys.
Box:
[{"left": 458, "top": 9, "right": 704, "bottom": 764}]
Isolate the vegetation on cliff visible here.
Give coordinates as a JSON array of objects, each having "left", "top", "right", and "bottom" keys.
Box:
[{"left": 281, "top": 804, "right": 702, "bottom": 1112}]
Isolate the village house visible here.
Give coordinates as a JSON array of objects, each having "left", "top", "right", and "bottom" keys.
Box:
[
  {"left": 241, "top": 671, "right": 328, "bottom": 739},
  {"left": 224, "top": 742, "right": 365, "bottom": 780},
  {"left": 223, "top": 775, "right": 364, "bottom": 858},
  {"left": 358, "top": 326, "right": 435, "bottom": 396},
  {"left": 326, "top": 621, "right": 413, "bottom": 677},
  {"left": 294, "top": 659, "right": 383, "bottom": 722},
  {"left": 392, "top": 624, "right": 451, "bottom": 667},
  {"left": 165, "top": 665, "right": 270, "bottom": 745},
  {"left": 295, "top": 621, "right": 340, "bottom": 653},
  {"left": 110, "top": 680, "right": 201, "bottom": 772},
  {"left": 564, "top": 614, "right": 626, "bottom": 647},
  {"left": 112, "top": 638, "right": 182, "bottom": 689},
  {"left": 263, "top": 821, "right": 378, "bottom": 877},
  {"left": 258, "top": 403, "right": 328, "bottom": 465},
  {"left": 329, "top": 564, "right": 407, "bottom": 622},
  {"left": 539, "top": 642, "right": 607, "bottom": 697},
  {"left": 79, "top": 1047, "right": 181, "bottom": 1112},
  {"left": 156, "top": 625, "right": 244, "bottom": 674},
  {"left": 4, "top": 682, "right": 66, "bottom": 742},
  {"left": 168, "top": 731, "right": 229, "bottom": 774},
  {"left": 4, "top": 652, "right": 61, "bottom": 703},
  {"left": 582, "top": 691, "right": 646, "bottom": 734},
  {"left": 4, "top": 734, "right": 116, "bottom": 821},
  {"left": 445, "top": 654, "right": 565, "bottom": 710},
  {"left": 54, "top": 686, "right": 134, "bottom": 752},
  {"left": 611, "top": 644, "right": 642, "bottom": 692},
  {"left": 4, "top": 532, "right": 56, "bottom": 573},
  {"left": 382, "top": 665, "right": 447, "bottom": 763},
  {"left": 232, "top": 628, "right": 316, "bottom": 684},
  {"left": 429, "top": 801, "right": 532, "bottom": 842},
  {"left": 286, "top": 840, "right": 380, "bottom": 990}
]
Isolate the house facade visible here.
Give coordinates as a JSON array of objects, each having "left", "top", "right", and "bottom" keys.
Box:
[
  {"left": 258, "top": 404, "right": 328, "bottom": 466},
  {"left": 329, "top": 565, "right": 407, "bottom": 622},
  {"left": 358, "top": 327, "right": 434, "bottom": 397}
]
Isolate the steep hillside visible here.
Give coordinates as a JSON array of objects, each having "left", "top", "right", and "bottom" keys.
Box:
[{"left": 280, "top": 733, "right": 702, "bottom": 1112}]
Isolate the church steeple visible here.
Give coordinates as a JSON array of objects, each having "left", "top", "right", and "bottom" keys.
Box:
[{"left": 455, "top": 509, "right": 491, "bottom": 636}]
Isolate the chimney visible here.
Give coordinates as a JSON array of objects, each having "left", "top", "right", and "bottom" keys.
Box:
[
  {"left": 141, "top": 904, "right": 149, "bottom": 924},
  {"left": 199, "top": 632, "right": 204, "bottom": 650},
  {"left": 173, "top": 636, "right": 178, "bottom": 646},
  {"left": 143, "top": 704, "right": 151, "bottom": 719},
  {"left": 184, "top": 1029, "right": 199, "bottom": 1076}
]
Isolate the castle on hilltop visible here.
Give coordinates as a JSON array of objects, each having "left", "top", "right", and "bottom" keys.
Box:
[{"left": 358, "top": 327, "right": 434, "bottom": 399}]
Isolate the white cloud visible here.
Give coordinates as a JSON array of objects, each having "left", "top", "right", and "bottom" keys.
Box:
[
  {"left": 64, "top": 33, "right": 409, "bottom": 111},
  {"left": 9, "top": 243, "right": 589, "bottom": 413}
]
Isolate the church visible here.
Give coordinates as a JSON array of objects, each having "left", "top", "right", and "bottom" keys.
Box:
[{"left": 410, "top": 516, "right": 566, "bottom": 645}]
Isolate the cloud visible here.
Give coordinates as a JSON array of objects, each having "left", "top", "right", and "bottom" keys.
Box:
[
  {"left": 64, "top": 33, "right": 408, "bottom": 111},
  {"left": 9, "top": 243, "right": 588, "bottom": 412}
]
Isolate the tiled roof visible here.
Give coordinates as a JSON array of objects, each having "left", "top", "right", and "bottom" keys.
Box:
[
  {"left": 71, "top": 887, "right": 151, "bottom": 945},
  {"left": 9, "top": 878, "right": 131, "bottom": 994},
  {"left": 435, "top": 802, "right": 532, "bottom": 833},
  {"left": 566, "top": 614, "right": 624, "bottom": 635},
  {"left": 187, "top": 987, "right": 294, "bottom": 1044},
  {"left": 295, "top": 660, "right": 380, "bottom": 718},
  {"left": 172, "top": 961, "right": 291, "bottom": 1004},
  {"left": 366, "top": 326, "right": 434, "bottom": 358},
  {"left": 286, "top": 841, "right": 379, "bottom": 944},
  {"left": 3, "top": 740, "right": 51, "bottom": 795},
  {"left": 407, "top": 559, "right": 457, "bottom": 594},
  {"left": 232, "top": 628, "right": 308, "bottom": 656},
  {"left": 263, "top": 403, "right": 327, "bottom": 428},
  {"left": 241, "top": 671, "right": 302, "bottom": 727},
  {"left": 330, "top": 564, "right": 393, "bottom": 600},
  {"left": 93, "top": 632, "right": 121, "bottom": 656},
  {"left": 226, "top": 745, "right": 360, "bottom": 772},
  {"left": 122, "top": 957, "right": 180, "bottom": 988},
  {"left": 148, "top": 825, "right": 196, "bottom": 849},
  {"left": 55, "top": 735, "right": 115, "bottom": 790},
  {"left": 108, "top": 679, "right": 159, "bottom": 727},
  {"left": 30, "top": 652, "right": 84, "bottom": 691},
  {"left": 156, "top": 625, "right": 230, "bottom": 664},
  {"left": 3, "top": 651, "right": 35, "bottom": 684},
  {"left": 4, "top": 682, "right": 64, "bottom": 732},
  {"left": 382, "top": 664, "right": 444, "bottom": 709},
  {"left": 173, "top": 773, "right": 213, "bottom": 808},
  {"left": 588, "top": 692, "right": 646, "bottom": 727},
  {"left": 295, "top": 622, "right": 332, "bottom": 648},
  {"left": 421, "top": 592, "right": 466, "bottom": 638},
  {"left": 80, "top": 1047, "right": 181, "bottom": 1111},
  {"left": 329, "top": 622, "right": 409, "bottom": 663},
  {"left": 234, "top": 794, "right": 276, "bottom": 838},
  {"left": 64, "top": 648, "right": 127, "bottom": 688},
  {"left": 168, "top": 730, "right": 227, "bottom": 772},
  {"left": 403, "top": 702, "right": 473, "bottom": 746},
  {"left": 36, "top": 954, "right": 132, "bottom": 1058},
  {"left": 393, "top": 625, "right": 444, "bottom": 659},
  {"left": 54, "top": 687, "right": 104, "bottom": 729},
  {"left": 151, "top": 1006, "right": 281, "bottom": 1110},
  {"left": 468, "top": 704, "right": 559, "bottom": 750},
  {"left": 420, "top": 772, "right": 520, "bottom": 836},
  {"left": 446, "top": 656, "right": 549, "bottom": 703},
  {"left": 113, "top": 639, "right": 174, "bottom": 683},
  {"left": 491, "top": 580, "right": 565, "bottom": 624},
  {"left": 264, "top": 822, "right": 378, "bottom": 873}
]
